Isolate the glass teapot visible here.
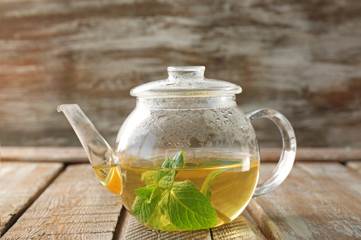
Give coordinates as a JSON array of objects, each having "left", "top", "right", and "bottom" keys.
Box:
[{"left": 58, "top": 66, "right": 296, "bottom": 231}]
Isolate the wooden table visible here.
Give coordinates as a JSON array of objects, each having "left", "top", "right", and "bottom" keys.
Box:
[{"left": 1, "top": 147, "right": 360, "bottom": 239}]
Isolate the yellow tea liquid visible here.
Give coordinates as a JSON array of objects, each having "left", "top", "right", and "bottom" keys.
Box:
[
  {"left": 93, "top": 165, "right": 122, "bottom": 195},
  {"left": 93, "top": 156, "right": 259, "bottom": 230}
]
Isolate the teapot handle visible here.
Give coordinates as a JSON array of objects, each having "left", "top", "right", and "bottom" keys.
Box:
[{"left": 246, "top": 108, "right": 296, "bottom": 197}]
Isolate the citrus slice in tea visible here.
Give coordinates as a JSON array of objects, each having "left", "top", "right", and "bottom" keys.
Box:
[{"left": 93, "top": 165, "right": 122, "bottom": 195}]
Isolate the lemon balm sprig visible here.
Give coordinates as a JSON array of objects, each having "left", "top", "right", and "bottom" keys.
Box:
[{"left": 131, "top": 151, "right": 218, "bottom": 231}]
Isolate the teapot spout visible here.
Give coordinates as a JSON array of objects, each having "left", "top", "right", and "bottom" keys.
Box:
[{"left": 57, "top": 104, "right": 118, "bottom": 167}]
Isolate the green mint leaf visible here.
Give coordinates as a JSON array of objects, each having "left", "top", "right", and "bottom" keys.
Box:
[
  {"left": 161, "top": 151, "right": 184, "bottom": 168},
  {"left": 146, "top": 206, "right": 177, "bottom": 231},
  {"left": 135, "top": 185, "right": 157, "bottom": 200},
  {"left": 132, "top": 186, "right": 161, "bottom": 223},
  {"left": 156, "top": 158, "right": 176, "bottom": 189},
  {"left": 173, "top": 151, "right": 184, "bottom": 167},
  {"left": 133, "top": 151, "right": 218, "bottom": 231},
  {"left": 201, "top": 169, "right": 226, "bottom": 200},
  {"left": 156, "top": 151, "right": 185, "bottom": 189},
  {"left": 156, "top": 170, "right": 176, "bottom": 189},
  {"left": 133, "top": 152, "right": 184, "bottom": 225},
  {"left": 161, "top": 158, "right": 177, "bottom": 168},
  {"left": 160, "top": 180, "right": 218, "bottom": 230},
  {"left": 141, "top": 170, "right": 156, "bottom": 185}
]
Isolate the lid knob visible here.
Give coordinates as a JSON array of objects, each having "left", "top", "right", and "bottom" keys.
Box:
[{"left": 167, "top": 66, "right": 205, "bottom": 82}]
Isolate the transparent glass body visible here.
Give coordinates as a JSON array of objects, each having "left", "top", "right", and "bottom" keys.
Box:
[
  {"left": 58, "top": 66, "right": 296, "bottom": 231},
  {"left": 115, "top": 96, "right": 260, "bottom": 165}
]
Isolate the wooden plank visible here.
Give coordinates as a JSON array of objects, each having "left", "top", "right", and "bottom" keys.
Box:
[
  {"left": 347, "top": 162, "right": 361, "bottom": 172},
  {"left": 0, "top": 162, "right": 63, "bottom": 236},
  {"left": 121, "top": 212, "right": 157, "bottom": 240},
  {"left": 1, "top": 0, "right": 361, "bottom": 148},
  {"left": 2, "top": 147, "right": 361, "bottom": 163},
  {"left": 116, "top": 211, "right": 211, "bottom": 240},
  {"left": 1, "top": 164, "right": 122, "bottom": 240},
  {"left": 211, "top": 212, "right": 266, "bottom": 240},
  {"left": 248, "top": 163, "right": 361, "bottom": 239},
  {"left": 115, "top": 204, "right": 264, "bottom": 239},
  {"left": 260, "top": 147, "right": 361, "bottom": 162},
  {"left": 2, "top": 147, "right": 87, "bottom": 163},
  {"left": 246, "top": 201, "right": 282, "bottom": 240}
]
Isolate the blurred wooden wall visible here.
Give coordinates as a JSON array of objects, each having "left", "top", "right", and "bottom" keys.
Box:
[{"left": 1, "top": 0, "right": 360, "bottom": 148}]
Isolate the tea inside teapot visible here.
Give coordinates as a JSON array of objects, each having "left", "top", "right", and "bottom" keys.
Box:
[{"left": 93, "top": 151, "right": 259, "bottom": 230}]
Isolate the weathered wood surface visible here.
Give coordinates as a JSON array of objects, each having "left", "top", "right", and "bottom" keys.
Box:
[
  {"left": 116, "top": 209, "right": 264, "bottom": 240},
  {"left": 0, "top": 162, "right": 267, "bottom": 239},
  {"left": 3, "top": 147, "right": 361, "bottom": 162},
  {"left": 1, "top": 164, "right": 122, "bottom": 240},
  {"left": 1, "top": 149, "right": 361, "bottom": 239},
  {"left": 119, "top": 211, "right": 211, "bottom": 240},
  {"left": 1, "top": 0, "right": 361, "bottom": 148},
  {"left": 2, "top": 147, "right": 87, "bottom": 163},
  {"left": 0, "top": 162, "right": 63, "bottom": 236},
  {"left": 347, "top": 162, "right": 361, "bottom": 172},
  {"left": 248, "top": 163, "right": 361, "bottom": 239},
  {"left": 211, "top": 213, "right": 266, "bottom": 240}
]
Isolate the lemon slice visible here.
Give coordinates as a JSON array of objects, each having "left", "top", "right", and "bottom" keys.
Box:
[
  {"left": 93, "top": 165, "right": 122, "bottom": 195},
  {"left": 105, "top": 166, "right": 122, "bottom": 195}
]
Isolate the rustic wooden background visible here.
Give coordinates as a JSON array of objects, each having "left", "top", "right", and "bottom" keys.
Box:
[{"left": 0, "top": 0, "right": 360, "bottom": 148}]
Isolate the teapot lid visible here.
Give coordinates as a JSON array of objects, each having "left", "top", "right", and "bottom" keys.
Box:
[{"left": 130, "top": 66, "right": 242, "bottom": 97}]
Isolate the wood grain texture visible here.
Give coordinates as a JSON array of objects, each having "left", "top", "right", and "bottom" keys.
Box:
[
  {"left": 3, "top": 147, "right": 361, "bottom": 163},
  {"left": 347, "top": 162, "right": 361, "bottom": 172},
  {"left": 119, "top": 210, "right": 211, "bottom": 240},
  {"left": 1, "top": 0, "right": 361, "bottom": 148},
  {"left": 1, "top": 164, "right": 122, "bottom": 240},
  {"left": 2, "top": 147, "right": 87, "bottom": 162},
  {"left": 211, "top": 213, "right": 266, "bottom": 240},
  {"left": 248, "top": 163, "right": 361, "bottom": 239},
  {"left": 117, "top": 209, "right": 263, "bottom": 240},
  {"left": 246, "top": 200, "right": 282, "bottom": 240},
  {"left": 0, "top": 162, "right": 63, "bottom": 236}
]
